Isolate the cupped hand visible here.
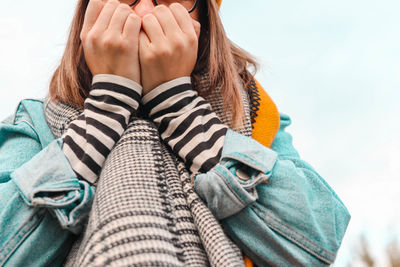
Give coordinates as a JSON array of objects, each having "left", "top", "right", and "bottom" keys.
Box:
[
  {"left": 80, "top": 0, "right": 142, "bottom": 84},
  {"left": 139, "top": 3, "right": 201, "bottom": 95}
]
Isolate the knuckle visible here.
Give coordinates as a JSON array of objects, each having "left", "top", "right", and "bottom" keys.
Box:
[
  {"left": 143, "top": 52, "right": 156, "bottom": 62},
  {"left": 86, "top": 32, "right": 99, "bottom": 44},
  {"left": 187, "top": 34, "right": 197, "bottom": 46},
  {"left": 172, "top": 36, "right": 185, "bottom": 49},
  {"left": 158, "top": 47, "right": 171, "bottom": 57},
  {"left": 119, "top": 40, "right": 131, "bottom": 51},
  {"left": 102, "top": 36, "right": 117, "bottom": 49}
]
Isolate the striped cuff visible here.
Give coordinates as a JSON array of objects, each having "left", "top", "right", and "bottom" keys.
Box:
[
  {"left": 62, "top": 74, "right": 143, "bottom": 184},
  {"left": 142, "top": 77, "right": 228, "bottom": 173},
  {"left": 92, "top": 74, "right": 142, "bottom": 110}
]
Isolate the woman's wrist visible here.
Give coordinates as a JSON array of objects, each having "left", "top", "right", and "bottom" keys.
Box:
[
  {"left": 92, "top": 74, "right": 143, "bottom": 105},
  {"left": 141, "top": 76, "right": 191, "bottom": 104},
  {"left": 141, "top": 76, "right": 195, "bottom": 121}
]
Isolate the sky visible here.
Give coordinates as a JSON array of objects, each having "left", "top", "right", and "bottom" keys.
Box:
[{"left": 1, "top": 0, "right": 399, "bottom": 266}]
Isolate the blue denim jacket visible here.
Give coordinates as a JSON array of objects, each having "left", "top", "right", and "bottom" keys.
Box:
[
  {"left": 194, "top": 114, "right": 351, "bottom": 266},
  {"left": 0, "top": 99, "right": 95, "bottom": 266},
  {"left": 0, "top": 99, "right": 350, "bottom": 266}
]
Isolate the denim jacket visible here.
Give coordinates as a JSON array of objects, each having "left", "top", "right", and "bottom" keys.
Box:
[
  {"left": 195, "top": 115, "right": 351, "bottom": 266},
  {"left": 0, "top": 99, "right": 95, "bottom": 266},
  {"left": 0, "top": 99, "right": 350, "bottom": 266}
]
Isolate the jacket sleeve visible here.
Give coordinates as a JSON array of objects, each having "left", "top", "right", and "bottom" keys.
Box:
[
  {"left": 0, "top": 104, "right": 95, "bottom": 235},
  {"left": 194, "top": 113, "right": 351, "bottom": 266},
  {"left": 0, "top": 110, "right": 95, "bottom": 266}
]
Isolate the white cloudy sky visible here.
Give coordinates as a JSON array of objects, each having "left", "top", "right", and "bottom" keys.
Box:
[{"left": 1, "top": 0, "right": 399, "bottom": 266}]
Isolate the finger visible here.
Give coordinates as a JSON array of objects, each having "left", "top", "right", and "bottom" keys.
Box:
[
  {"left": 122, "top": 12, "right": 141, "bottom": 40},
  {"left": 108, "top": 4, "right": 132, "bottom": 34},
  {"left": 142, "top": 14, "right": 165, "bottom": 44},
  {"left": 152, "top": 5, "right": 182, "bottom": 38},
  {"left": 81, "top": 0, "right": 105, "bottom": 39},
  {"left": 169, "top": 3, "right": 196, "bottom": 37},
  {"left": 91, "top": 0, "right": 120, "bottom": 33},
  {"left": 139, "top": 30, "right": 151, "bottom": 61},
  {"left": 193, "top": 19, "right": 201, "bottom": 39},
  {"left": 139, "top": 31, "right": 151, "bottom": 50}
]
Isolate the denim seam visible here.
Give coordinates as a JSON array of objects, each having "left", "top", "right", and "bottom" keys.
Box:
[
  {"left": 8, "top": 119, "right": 41, "bottom": 144},
  {"left": 223, "top": 220, "right": 272, "bottom": 263},
  {"left": 69, "top": 182, "right": 93, "bottom": 221},
  {"left": 13, "top": 180, "right": 81, "bottom": 208},
  {"left": 253, "top": 206, "right": 335, "bottom": 264},
  {"left": 221, "top": 161, "right": 264, "bottom": 188},
  {"left": 222, "top": 154, "right": 269, "bottom": 173},
  {"left": 11, "top": 98, "right": 44, "bottom": 124},
  {"left": 0, "top": 208, "right": 46, "bottom": 265},
  {"left": 221, "top": 159, "right": 271, "bottom": 189},
  {"left": 239, "top": 173, "right": 270, "bottom": 190},
  {"left": 214, "top": 167, "right": 248, "bottom": 207},
  {"left": 19, "top": 120, "right": 35, "bottom": 132},
  {"left": 56, "top": 182, "right": 93, "bottom": 230},
  {"left": 30, "top": 187, "right": 81, "bottom": 207},
  {"left": 11, "top": 104, "right": 19, "bottom": 123},
  {"left": 54, "top": 207, "right": 73, "bottom": 228}
]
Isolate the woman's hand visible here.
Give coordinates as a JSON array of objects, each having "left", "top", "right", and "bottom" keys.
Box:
[
  {"left": 139, "top": 3, "right": 201, "bottom": 95},
  {"left": 80, "top": 0, "right": 142, "bottom": 84}
]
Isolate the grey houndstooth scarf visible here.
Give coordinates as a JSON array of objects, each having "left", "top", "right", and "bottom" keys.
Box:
[{"left": 44, "top": 74, "right": 253, "bottom": 267}]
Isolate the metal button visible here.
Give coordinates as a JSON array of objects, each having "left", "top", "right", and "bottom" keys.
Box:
[{"left": 236, "top": 168, "right": 250, "bottom": 181}]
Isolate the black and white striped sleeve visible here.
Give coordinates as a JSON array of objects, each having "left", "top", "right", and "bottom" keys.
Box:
[
  {"left": 142, "top": 77, "right": 228, "bottom": 174},
  {"left": 62, "top": 74, "right": 142, "bottom": 184}
]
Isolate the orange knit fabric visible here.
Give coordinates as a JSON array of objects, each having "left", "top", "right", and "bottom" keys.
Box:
[
  {"left": 251, "top": 79, "right": 280, "bottom": 148},
  {"left": 244, "top": 255, "right": 254, "bottom": 267},
  {"left": 242, "top": 80, "right": 280, "bottom": 267}
]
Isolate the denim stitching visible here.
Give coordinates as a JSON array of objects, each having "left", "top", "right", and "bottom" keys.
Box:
[
  {"left": 239, "top": 173, "right": 270, "bottom": 190},
  {"left": 252, "top": 206, "right": 335, "bottom": 264},
  {"left": 214, "top": 165, "right": 255, "bottom": 206},
  {"left": 0, "top": 208, "right": 46, "bottom": 265},
  {"left": 222, "top": 153, "right": 268, "bottom": 173}
]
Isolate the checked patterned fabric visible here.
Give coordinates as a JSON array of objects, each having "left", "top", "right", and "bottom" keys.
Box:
[{"left": 45, "top": 72, "right": 255, "bottom": 266}]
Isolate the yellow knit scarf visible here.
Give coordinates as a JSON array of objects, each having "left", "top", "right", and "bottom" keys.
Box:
[
  {"left": 251, "top": 79, "right": 280, "bottom": 147},
  {"left": 243, "top": 79, "right": 280, "bottom": 266}
]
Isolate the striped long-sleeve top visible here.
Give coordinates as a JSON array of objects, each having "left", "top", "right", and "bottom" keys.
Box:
[
  {"left": 63, "top": 75, "right": 227, "bottom": 184},
  {"left": 62, "top": 74, "right": 142, "bottom": 184},
  {"left": 142, "top": 77, "right": 228, "bottom": 173}
]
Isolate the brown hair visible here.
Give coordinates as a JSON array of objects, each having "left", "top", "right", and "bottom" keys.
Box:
[{"left": 49, "top": 0, "right": 257, "bottom": 128}]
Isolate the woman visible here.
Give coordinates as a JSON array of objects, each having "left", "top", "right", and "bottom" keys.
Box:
[{"left": 0, "top": 0, "right": 350, "bottom": 266}]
